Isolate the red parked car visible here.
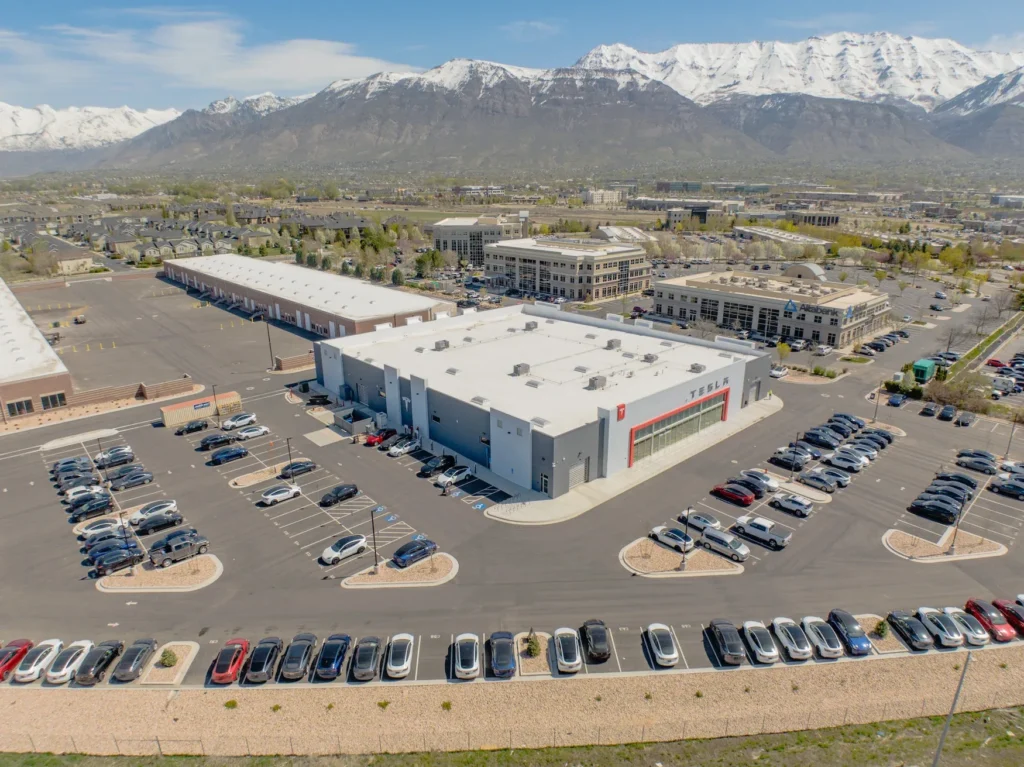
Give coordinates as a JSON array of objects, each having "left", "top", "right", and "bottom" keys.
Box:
[
  {"left": 712, "top": 483, "right": 755, "bottom": 507},
  {"left": 0, "top": 639, "right": 34, "bottom": 681},
  {"left": 993, "top": 600, "right": 1024, "bottom": 635},
  {"left": 211, "top": 638, "right": 249, "bottom": 684},
  {"left": 965, "top": 598, "right": 1017, "bottom": 642},
  {"left": 987, "top": 359, "right": 1006, "bottom": 368},
  {"left": 365, "top": 428, "right": 397, "bottom": 447}
]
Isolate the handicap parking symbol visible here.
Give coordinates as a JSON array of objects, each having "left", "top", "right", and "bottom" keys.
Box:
[
  {"left": 413, "top": 533, "right": 427, "bottom": 541},
  {"left": 374, "top": 505, "right": 386, "bottom": 515},
  {"left": 386, "top": 514, "right": 398, "bottom": 523},
  {"left": 473, "top": 502, "right": 486, "bottom": 510},
  {"left": 451, "top": 489, "right": 463, "bottom": 497}
]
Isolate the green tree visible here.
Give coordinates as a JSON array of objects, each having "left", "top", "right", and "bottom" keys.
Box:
[
  {"left": 873, "top": 269, "right": 887, "bottom": 288},
  {"left": 1, "top": 241, "right": 10, "bottom": 253},
  {"left": 340, "top": 261, "right": 352, "bottom": 275},
  {"left": 320, "top": 254, "right": 332, "bottom": 270},
  {"left": 294, "top": 251, "right": 303, "bottom": 265},
  {"left": 838, "top": 271, "right": 848, "bottom": 282},
  {"left": 897, "top": 280, "right": 909, "bottom": 297},
  {"left": 322, "top": 182, "right": 339, "bottom": 200},
  {"left": 258, "top": 244, "right": 268, "bottom": 257},
  {"left": 354, "top": 262, "right": 365, "bottom": 278},
  {"left": 224, "top": 203, "right": 237, "bottom": 227},
  {"left": 391, "top": 268, "right": 405, "bottom": 286},
  {"left": 305, "top": 253, "right": 317, "bottom": 268},
  {"left": 776, "top": 342, "right": 791, "bottom": 366}
]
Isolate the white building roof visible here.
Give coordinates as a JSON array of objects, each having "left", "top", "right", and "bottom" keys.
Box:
[
  {"left": 596, "top": 226, "right": 656, "bottom": 243},
  {"left": 433, "top": 217, "right": 480, "bottom": 227},
  {"left": 733, "top": 226, "right": 832, "bottom": 246},
  {"left": 0, "top": 278, "right": 68, "bottom": 385},
  {"left": 486, "top": 237, "right": 644, "bottom": 258},
  {"left": 172, "top": 255, "right": 448, "bottom": 321},
  {"left": 326, "top": 305, "right": 756, "bottom": 435}
]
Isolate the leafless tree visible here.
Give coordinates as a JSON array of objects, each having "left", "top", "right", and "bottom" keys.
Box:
[
  {"left": 973, "top": 303, "right": 997, "bottom": 336},
  {"left": 993, "top": 290, "right": 1020, "bottom": 319},
  {"left": 691, "top": 319, "right": 718, "bottom": 340},
  {"left": 941, "top": 323, "right": 977, "bottom": 353}
]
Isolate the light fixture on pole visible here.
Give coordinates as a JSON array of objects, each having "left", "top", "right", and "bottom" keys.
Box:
[
  {"left": 285, "top": 437, "right": 293, "bottom": 468},
  {"left": 872, "top": 379, "right": 884, "bottom": 423},
  {"left": 265, "top": 318, "right": 275, "bottom": 370},
  {"left": 211, "top": 384, "right": 221, "bottom": 428}
]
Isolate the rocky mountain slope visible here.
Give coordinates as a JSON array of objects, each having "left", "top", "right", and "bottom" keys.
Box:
[{"left": 0, "top": 103, "right": 179, "bottom": 151}]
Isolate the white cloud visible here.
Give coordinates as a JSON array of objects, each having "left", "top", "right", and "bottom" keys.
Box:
[
  {"left": 501, "top": 20, "right": 560, "bottom": 42},
  {"left": 771, "top": 13, "right": 873, "bottom": 31},
  {"left": 0, "top": 16, "right": 415, "bottom": 108},
  {"left": 979, "top": 32, "right": 1024, "bottom": 53}
]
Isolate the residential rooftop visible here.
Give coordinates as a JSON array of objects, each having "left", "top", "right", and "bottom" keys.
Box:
[
  {"left": 658, "top": 271, "right": 887, "bottom": 310},
  {"left": 171, "top": 255, "right": 449, "bottom": 321},
  {"left": 0, "top": 278, "right": 69, "bottom": 385},
  {"left": 324, "top": 305, "right": 756, "bottom": 435}
]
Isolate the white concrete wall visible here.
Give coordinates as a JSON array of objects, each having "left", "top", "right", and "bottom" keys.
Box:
[
  {"left": 410, "top": 375, "right": 431, "bottom": 443},
  {"left": 489, "top": 409, "right": 532, "bottom": 487},
  {"left": 384, "top": 364, "right": 402, "bottom": 429},
  {"left": 320, "top": 344, "right": 346, "bottom": 399}
]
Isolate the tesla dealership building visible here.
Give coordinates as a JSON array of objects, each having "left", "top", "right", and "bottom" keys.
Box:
[{"left": 316, "top": 304, "right": 770, "bottom": 498}]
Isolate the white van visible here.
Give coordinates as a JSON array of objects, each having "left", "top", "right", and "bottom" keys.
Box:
[
  {"left": 814, "top": 345, "right": 834, "bottom": 356},
  {"left": 994, "top": 376, "right": 1017, "bottom": 393},
  {"left": 700, "top": 528, "right": 750, "bottom": 562}
]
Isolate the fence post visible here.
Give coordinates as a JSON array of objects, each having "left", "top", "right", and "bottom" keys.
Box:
[
  {"left": 156, "top": 736, "right": 163, "bottom": 757},
  {"left": 843, "top": 707, "right": 848, "bottom": 726},
  {"left": 641, "top": 724, "right": 645, "bottom": 742},
  {"left": 762, "top": 712, "right": 767, "bottom": 733},
  {"left": 246, "top": 737, "right": 251, "bottom": 756},
  {"left": 113, "top": 735, "right": 120, "bottom": 755},
  {"left": 27, "top": 735, "right": 36, "bottom": 752},
  {"left": 70, "top": 735, "right": 78, "bottom": 754}
]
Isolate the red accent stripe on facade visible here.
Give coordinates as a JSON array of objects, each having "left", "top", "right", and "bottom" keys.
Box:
[{"left": 627, "top": 387, "right": 730, "bottom": 467}]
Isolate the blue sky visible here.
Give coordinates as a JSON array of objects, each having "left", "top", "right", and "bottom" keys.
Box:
[{"left": 1, "top": 0, "right": 1022, "bottom": 109}]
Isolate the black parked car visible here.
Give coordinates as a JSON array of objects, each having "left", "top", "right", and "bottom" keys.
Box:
[
  {"left": 920, "top": 403, "right": 938, "bottom": 417},
  {"left": 210, "top": 446, "right": 248, "bottom": 465},
  {"left": 580, "top": 619, "right": 611, "bottom": 663},
  {"left": 887, "top": 611, "right": 933, "bottom": 651},
  {"left": 908, "top": 499, "right": 958, "bottom": 525},
  {"left": 113, "top": 638, "right": 158, "bottom": 682},
  {"left": 89, "top": 538, "right": 142, "bottom": 563},
  {"left": 245, "top": 637, "right": 284, "bottom": 683},
  {"left": 955, "top": 412, "right": 977, "bottom": 428},
  {"left": 94, "top": 548, "right": 145, "bottom": 576},
  {"left": 59, "top": 475, "right": 103, "bottom": 494},
  {"left": 418, "top": 454, "right": 457, "bottom": 478},
  {"left": 315, "top": 634, "right": 352, "bottom": 680},
  {"left": 280, "top": 633, "right": 318, "bottom": 680},
  {"left": 725, "top": 476, "right": 766, "bottom": 499},
  {"left": 68, "top": 490, "right": 111, "bottom": 511},
  {"left": 75, "top": 640, "right": 124, "bottom": 685},
  {"left": 827, "top": 609, "right": 873, "bottom": 656},
  {"left": 104, "top": 463, "right": 146, "bottom": 482},
  {"left": 199, "top": 433, "right": 234, "bottom": 451},
  {"left": 319, "top": 484, "right": 359, "bottom": 507},
  {"left": 96, "top": 451, "right": 135, "bottom": 469},
  {"left": 489, "top": 631, "right": 516, "bottom": 679},
  {"left": 176, "top": 419, "right": 209, "bottom": 436},
  {"left": 824, "top": 420, "right": 853, "bottom": 438},
  {"left": 770, "top": 453, "right": 807, "bottom": 472},
  {"left": 708, "top": 619, "right": 746, "bottom": 666},
  {"left": 938, "top": 405, "right": 957, "bottom": 421},
  {"left": 351, "top": 636, "right": 382, "bottom": 681},
  {"left": 802, "top": 432, "right": 840, "bottom": 450},
  {"left": 860, "top": 428, "right": 894, "bottom": 444},
  {"left": 69, "top": 495, "right": 114, "bottom": 523},
  {"left": 110, "top": 471, "right": 153, "bottom": 491},
  {"left": 136, "top": 512, "right": 184, "bottom": 536},
  {"left": 280, "top": 459, "right": 317, "bottom": 479}
]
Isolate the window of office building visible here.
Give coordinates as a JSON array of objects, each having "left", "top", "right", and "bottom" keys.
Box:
[
  {"left": 699, "top": 298, "right": 719, "bottom": 321},
  {"left": 6, "top": 399, "right": 33, "bottom": 417},
  {"left": 722, "top": 301, "right": 755, "bottom": 331},
  {"left": 829, "top": 317, "right": 839, "bottom": 326},
  {"left": 813, "top": 315, "right": 823, "bottom": 324},
  {"left": 41, "top": 393, "right": 66, "bottom": 410},
  {"left": 630, "top": 392, "right": 727, "bottom": 465},
  {"left": 827, "top": 333, "right": 837, "bottom": 345}
]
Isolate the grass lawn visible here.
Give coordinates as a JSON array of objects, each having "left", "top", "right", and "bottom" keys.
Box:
[
  {"left": 4, "top": 707, "right": 1024, "bottom": 766},
  {"left": 841, "top": 356, "right": 871, "bottom": 363}
]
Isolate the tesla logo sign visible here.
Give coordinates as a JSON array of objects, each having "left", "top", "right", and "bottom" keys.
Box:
[{"left": 617, "top": 404, "right": 626, "bottom": 421}]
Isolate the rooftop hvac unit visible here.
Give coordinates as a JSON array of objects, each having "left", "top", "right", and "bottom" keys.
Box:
[
  {"left": 643, "top": 353, "right": 659, "bottom": 363},
  {"left": 589, "top": 375, "right": 607, "bottom": 390},
  {"left": 524, "top": 321, "right": 538, "bottom": 331},
  {"left": 574, "top": 365, "right": 590, "bottom": 373},
  {"left": 606, "top": 339, "right": 622, "bottom": 350},
  {"left": 463, "top": 336, "right": 474, "bottom": 342},
  {"left": 446, "top": 368, "right": 459, "bottom": 376},
  {"left": 585, "top": 333, "right": 597, "bottom": 339},
  {"left": 471, "top": 395, "right": 489, "bottom": 405},
  {"left": 434, "top": 339, "right": 449, "bottom": 351},
  {"left": 512, "top": 362, "right": 531, "bottom": 376},
  {"left": 689, "top": 363, "right": 706, "bottom": 373},
  {"left": 526, "top": 380, "right": 542, "bottom": 388},
  {"left": 660, "top": 341, "right": 673, "bottom": 347}
]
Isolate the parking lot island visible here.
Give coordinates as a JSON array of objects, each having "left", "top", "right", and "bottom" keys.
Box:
[
  {"left": 341, "top": 553, "right": 457, "bottom": 588},
  {"left": 855, "top": 615, "right": 907, "bottom": 654},
  {"left": 229, "top": 462, "right": 292, "bottom": 488},
  {"left": 619, "top": 538, "right": 743, "bottom": 577},
  {"left": 139, "top": 641, "right": 199, "bottom": 685},
  {"left": 96, "top": 555, "right": 223, "bottom": 593},
  {"left": 883, "top": 528, "right": 1006, "bottom": 562},
  {"left": 514, "top": 630, "right": 553, "bottom": 675}
]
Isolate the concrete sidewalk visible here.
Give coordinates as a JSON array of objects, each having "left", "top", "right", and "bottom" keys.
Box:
[{"left": 485, "top": 395, "right": 785, "bottom": 525}]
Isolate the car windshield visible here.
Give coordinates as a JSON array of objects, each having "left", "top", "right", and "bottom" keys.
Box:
[
  {"left": 318, "top": 643, "right": 341, "bottom": 665},
  {"left": 214, "top": 648, "right": 239, "bottom": 674},
  {"left": 51, "top": 648, "right": 81, "bottom": 671},
  {"left": 558, "top": 635, "right": 577, "bottom": 661},
  {"left": 390, "top": 640, "right": 411, "bottom": 665},
  {"left": 331, "top": 537, "right": 358, "bottom": 552},
  {"left": 728, "top": 539, "right": 743, "bottom": 550},
  {"left": 652, "top": 629, "right": 672, "bottom": 651},
  {"left": 588, "top": 626, "right": 608, "bottom": 651},
  {"left": 458, "top": 640, "right": 476, "bottom": 667},
  {"left": 493, "top": 639, "right": 512, "bottom": 666},
  {"left": 750, "top": 626, "right": 771, "bottom": 646}
]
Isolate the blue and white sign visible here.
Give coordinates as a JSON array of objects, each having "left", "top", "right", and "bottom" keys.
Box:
[
  {"left": 413, "top": 533, "right": 427, "bottom": 541},
  {"left": 473, "top": 502, "right": 486, "bottom": 510},
  {"left": 845, "top": 306, "right": 854, "bottom": 320},
  {"left": 193, "top": 401, "right": 211, "bottom": 411},
  {"left": 783, "top": 299, "right": 798, "bottom": 313},
  {"left": 374, "top": 505, "right": 386, "bottom": 515},
  {"left": 386, "top": 514, "right": 398, "bottom": 523}
]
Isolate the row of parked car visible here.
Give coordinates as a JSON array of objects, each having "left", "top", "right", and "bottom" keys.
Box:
[
  {"left": 54, "top": 446, "right": 156, "bottom": 525},
  {"left": 0, "top": 638, "right": 158, "bottom": 685},
  {"left": 855, "top": 328, "right": 911, "bottom": 357}
]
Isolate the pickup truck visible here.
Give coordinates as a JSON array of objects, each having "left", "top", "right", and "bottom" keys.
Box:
[
  {"left": 149, "top": 534, "right": 209, "bottom": 568},
  {"left": 733, "top": 515, "right": 792, "bottom": 550}
]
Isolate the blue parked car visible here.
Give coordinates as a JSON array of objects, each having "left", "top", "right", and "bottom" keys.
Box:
[
  {"left": 888, "top": 393, "right": 907, "bottom": 407},
  {"left": 392, "top": 539, "right": 438, "bottom": 568},
  {"left": 210, "top": 446, "right": 249, "bottom": 466},
  {"left": 827, "top": 609, "right": 873, "bottom": 656},
  {"left": 314, "top": 633, "right": 352, "bottom": 680}
]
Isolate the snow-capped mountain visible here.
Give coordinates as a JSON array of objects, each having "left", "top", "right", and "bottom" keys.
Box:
[
  {"left": 0, "top": 103, "right": 180, "bottom": 151},
  {"left": 202, "top": 92, "right": 313, "bottom": 117},
  {"left": 935, "top": 66, "right": 1024, "bottom": 115},
  {"left": 575, "top": 32, "right": 1024, "bottom": 110}
]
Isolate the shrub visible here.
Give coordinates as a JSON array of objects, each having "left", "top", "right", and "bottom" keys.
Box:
[
  {"left": 694, "top": 690, "right": 703, "bottom": 698},
  {"left": 644, "top": 691, "right": 653, "bottom": 700},
  {"left": 160, "top": 649, "right": 178, "bottom": 668},
  {"left": 441, "top": 701, "right": 452, "bottom": 711},
  {"left": 875, "top": 619, "right": 889, "bottom": 639},
  {"left": 326, "top": 703, "right": 334, "bottom": 711},
  {"left": 378, "top": 700, "right": 390, "bottom": 710},
  {"left": 594, "top": 695, "right": 602, "bottom": 702},
  {"left": 271, "top": 704, "right": 281, "bottom": 712},
  {"left": 792, "top": 683, "right": 800, "bottom": 692},
  {"left": 525, "top": 633, "right": 541, "bottom": 658},
  {"left": 224, "top": 700, "right": 237, "bottom": 709}
]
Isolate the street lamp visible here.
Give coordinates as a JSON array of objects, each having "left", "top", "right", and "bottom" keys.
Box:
[
  {"left": 264, "top": 318, "right": 275, "bottom": 370},
  {"left": 871, "top": 378, "right": 885, "bottom": 423},
  {"left": 211, "top": 384, "right": 221, "bottom": 428},
  {"left": 370, "top": 505, "right": 381, "bottom": 574},
  {"left": 285, "top": 436, "right": 293, "bottom": 468}
]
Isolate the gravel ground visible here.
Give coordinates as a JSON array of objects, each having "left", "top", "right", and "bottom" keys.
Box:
[
  {"left": 4, "top": 646, "right": 1024, "bottom": 755},
  {"left": 856, "top": 614, "right": 907, "bottom": 654},
  {"left": 623, "top": 539, "right": 683, "bottom": 573},
  {"left": 345, "top": 554, "right": 454, "bottom": 585},
  {"left": 140, "top": 643, "right": 197, "bottom": 684},
  {"left": 889, "top": 529, "right": 1003, "bottom": 559},
  {"left": 683, "top": 548, "right": 742, "bottom": 573},
  {"left": 99, "top": 555, "right": 219, "bottom": 590},
  {"left": 514, "top": 632, "right": 552, "bottom": 675},
  {"left": 229, "top": 462, "right": 291, "bottom": 488}
]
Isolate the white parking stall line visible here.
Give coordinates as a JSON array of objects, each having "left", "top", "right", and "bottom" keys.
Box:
[
  {"left": 607, "top": 630, "right": 623, "bottom": 673},
  {"left": 670, "top": 625, "right": 688, "bottom": 669},
  {"left": 413, "top": 635, "right": 422, "bottom": 681},
  {"left": 697, "top": 500, "right": 740, "bottom": 523},
  {"left": 960, "top": 520, "right": 1018, "bottom": 540},
  {"left": 447, "top": 634, "right": 454, "bottom": 680},
  {"left": 269, "top": 503, "right": 318, "bottom": 521},
  {"left": 286, "top": 519, "right": 341, "bottom": 539},
  {"left": 974, "top": 497, "right": 1024, "bottom": 516},
  {"left": 278, "top": 511, "right": 329, "bottom": 530},
  {"left": 115, "top": 489, "right": 164, "bottom": 505},
  {"left": 895, "top": 517, "right": 947, "bottom": 539},
  {"left": 298, "top": 529, "right": 355, "bottom": 551}
]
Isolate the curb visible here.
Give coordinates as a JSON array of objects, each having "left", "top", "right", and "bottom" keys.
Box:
[
  {"left": 617, "top": 539, "right": 744, "bottom": 578},
  {"left": 139, "top": 641, "right": 200, "bottom": 685},
  {"left": 340, "top": 554, "right": 459, "bottom": 589},
  {"left": 96, "top": 555, "right": 224, "bottom": 593},
  {"left": 881, "top": 529, "right": 1007, "bottom": 564}
]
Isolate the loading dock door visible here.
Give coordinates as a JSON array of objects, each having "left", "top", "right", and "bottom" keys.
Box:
[
  {"left": 305, "top": 314, "right": 312, "bottom": 332},
  {"left": 275, "top": 303, "right": 281, "bottom": 320},
  {"left": 568, "top": 457, "right": 590, "bottom": 490}
]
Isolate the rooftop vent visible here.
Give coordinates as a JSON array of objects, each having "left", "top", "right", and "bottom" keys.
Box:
[
  {"left": 434, "top": 339, "right": 449, "bottom": 351},
  {"left": 585, "top": 333, "right": 598, "bottom": 339},
  {"left": 446, "top": 368, "right": 459, "bottom": 376},
  {"left": 643, "top": 353, "right": 659, "bottom": 363},
  {"left": 526, "top": 380, "right": 542, "bottom": 388},
  {"left": 512, "top": 362, "right": 531, "bottom": 377},
  {"left": 606, "top": 339, "right": 622, "bottom": 350},
  {"left": 531, "top": 416, "right": 550, "bottom": 427},
  {"left": 524, "top": 321, "right": 538, "bottom": 331},
  {"left": 622, "top": 352, "right": 635, "bottom": 359},
  {"left": 471, "top": 395, "right": 489, "bottom": 406},
  {"left": 588, "top": 375, "right": 607, "bottom": 390},
  {"left": 689, "top": 363, "right": 706, "bottom": 374},
  {"left": 660, "top": 341, "right": 673, "bottom": 347},
  {"left": 463, "top": 336, "right": 474, "bottom": 342},
  {"left": 415, "top": 347, "right": 425, "bottom": 353},
  {"left": 574, "top": 365, "right": 589, "bottom": 373}
]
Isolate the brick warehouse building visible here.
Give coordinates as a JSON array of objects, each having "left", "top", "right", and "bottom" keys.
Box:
[{"left": 165, "top": 255, "right": 455, "bottom": 338}]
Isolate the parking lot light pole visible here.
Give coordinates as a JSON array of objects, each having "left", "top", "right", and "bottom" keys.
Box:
[
  {"left": 96, "top": 438, "right": 109, "bottom": 484},
  {"left": 948, "top": 503, "right": 965, "bottom": 557},
  {"left": 211, "top": 385, "right": 221, "bottom": 428},
  {"left": 285, "top": 437, "right": 293, "bottom": 468},
  {"left": 1005, "top": 412, "right": 1021, "bottom": 460},
  {"left": 872, "top": 379, "right": 884, "bottom": 423},
  {"left": 264, "top": 319, "right": 275, "bottom": 370},
  {"left": 932, "top": 651, "right": 972, "bottom": 767},
  {"left": 370, "top": 507, "right": 380, "bottom": 574}
]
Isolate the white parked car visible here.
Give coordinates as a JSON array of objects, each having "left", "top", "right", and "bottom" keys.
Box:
[
  {"left": 770, "top": 493, "right": 815, "bottom": 517},
  {"left": 553, "top": 627, "right": 583, "bottom": 674},
  {"left": 13, "top": 639, "right": 63, "bottom": 683},
  {"left": 648, "top": 525, "right": 695, "bottom": 553},
  {"left": 320, "top": 534, "right": 367, "bottom": 565},
  {"left": 801, "top": 617, "right": 844, "bottom": 659},
  {"left": 385, "top": 633, "right": 415, "bottom": 679},
  {"left": 260, "top": 484, "right": 301, "bottom": 506},
  {"left": 823, "top": 453, "right": 863, "bottom": 473},
  {"left": 942, "top": 607, "right": 990, "bottom": 646},
  {"left": 453, "top": 633, "right": 480, "bottom": 679},
  {"left": 646, "top": 623, "right": 679, "bottom": 667},
  {"left": 221, "top": 412, "right": 257, "bottom": 430},
  {"left": 235, "top": 425, "right": 270, "bottom": 440},
  {"left": 814, "top": 345, "right": 834, "bottom": 356},
  {"left": 79, "top": 517, "right": 129, "bottom": 538},
  {"left": 740, "top": 469, "right": 780, "bottom": 492},
  {"left": 45, "top": 640, "right": 93, "bottom": 684},
  {"left": 435, "top": 465, "right": 474, "bottom": 487},
  {"left": 769, "top": 366, "right": 789, "bottom": 379},
  {"left": 388, "top": 437, "right": 421, "bottom": 457},
  {"left": 771, "top": 617, "right": 813, "bottom": 661},
  {"left": 916, "top": 607, "right": 964, "bottom": 648},
  {"left": 64, "top": 485, "right": 105, "bottom": 504},
  {"left": 835, "top": 447, "right": 872, "bottom": 466},
  {"left": 742, "top": 620, "right": 779, "bottom": 664},
  {"left": 129, "top": 499, "right": 178, "bottom": 526},
  {"left": 844, "top": 442, "right": 878, "bottom": 460},
  {"left": 94, "top": 445, "right": 132, "bottom": 463}
]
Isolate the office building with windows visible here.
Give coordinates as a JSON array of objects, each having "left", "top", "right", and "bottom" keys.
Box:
[
  {"left": 653, "top": 268, "right": 890, "bottom": 348},
  {"left": 315, "top": 304, "right": 769, "bottom": 498},
  {"left": 484, "top": 238, "right": 651, "bottom": 301},
  {"left": 432, "top": 214, "right": 528, "bottom": 268}
]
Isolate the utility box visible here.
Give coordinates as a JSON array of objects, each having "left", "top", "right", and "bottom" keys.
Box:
[{"left": 912, "top": 359, "right": 937, "bottom": 384}]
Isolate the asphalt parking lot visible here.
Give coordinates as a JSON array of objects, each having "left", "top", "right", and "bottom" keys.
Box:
[{"left": 2, "top": 276, "right": 1024, "bottom": 690}]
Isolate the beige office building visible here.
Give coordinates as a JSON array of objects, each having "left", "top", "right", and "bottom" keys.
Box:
[
  {"left": 654, "top": 268, "right": 890, "bottom": 348},
  {"left": 433, "top": 214, "right": 528, "bottom": 268},
  {"left": 484, "top": 238, "right": 651, "bottom": 301},
  {"left": 582, "top": 189, "right": 622, "bottom": 205}
]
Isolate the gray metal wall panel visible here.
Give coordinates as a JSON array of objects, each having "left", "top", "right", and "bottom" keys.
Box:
[
  {"left": 340, "top": 356, "right": 387, "bottom": 413},
  {"left": 313, "top": 344, "right": 324, "bottom": 386},
  {"left": 399, "top": 378, "right": 413, "bottom": 428},
  {"left": 425, "top": 389, "right": 490, "bottom": 468},
  {"left": 547, "top": 421, "right": 601, "bottom": 498}
]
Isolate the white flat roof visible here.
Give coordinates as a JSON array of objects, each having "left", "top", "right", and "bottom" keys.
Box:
[
  {"left": 172, "top": 255, "right": 448, "bottom": 321},
  {"left": 327, "top": 306, "right": 755, "bottom": 435},
  {"left": 0, "top": 278, "right": 68, "bottom": 385},
  {"left": 487, "top": 237, "right": 644, "bottom": 257},
  {"left": 434, "top": 217, "right": 479, "bottom": 227}
]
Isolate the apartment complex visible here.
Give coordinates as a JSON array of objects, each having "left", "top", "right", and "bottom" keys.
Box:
[
  {"left": 484, "top": 238, "right": 651, "bottom": 301},
  {"left": 654, "top": 269, "right": 890, "bottom": 348},
  {"left": 582, "top": 189, "right": 622, "bottom": 205},
  {"left": 432, "top": 214, "right": 528, "bottom": 268}
]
